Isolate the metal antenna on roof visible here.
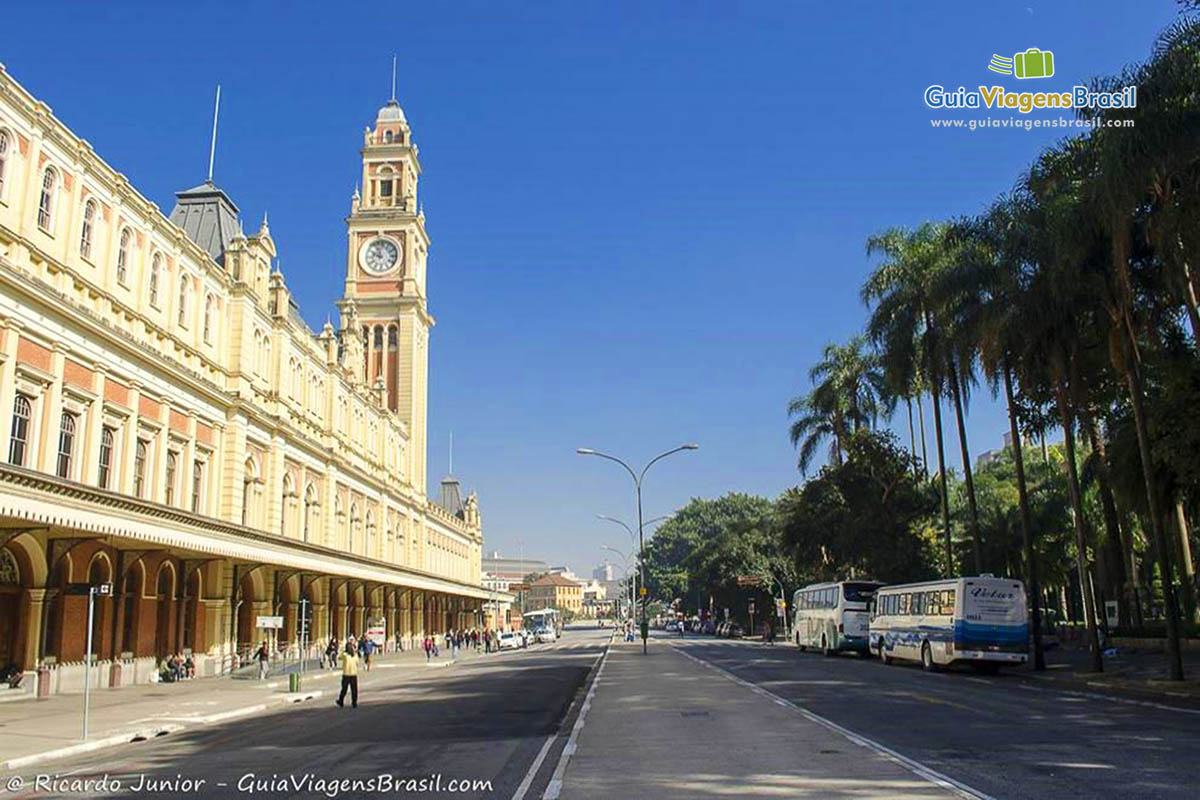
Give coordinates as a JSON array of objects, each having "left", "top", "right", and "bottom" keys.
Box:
[
  {"left": 390, "top": 55, "right": 397, "bottom": 103},
  {"left": 206, "top": 85, "right": 221, "bottom": 184}
]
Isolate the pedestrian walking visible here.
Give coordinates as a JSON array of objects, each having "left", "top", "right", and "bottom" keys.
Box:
[
  {"left": 423, "top": 635, "right": 432, "bottom": 661},
  {"left": 255, "top": 640, "right": 270, "bottom": 680},
  {"left": 336, "top": 643, "right": 360, "bottom": 709},
  {"left": 325, "top": 637, "right": 338, "bottom": 669},
  {"left": 363, "top": 636, "right": 374, "bottom": 670}
]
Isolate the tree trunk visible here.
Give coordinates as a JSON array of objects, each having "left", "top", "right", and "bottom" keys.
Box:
[
  {"left": 1004, "top": 361, "right": 1044, "bottom": 670},
  {"left": 929, "top": 383, "right": 953, "bottom": 576},
  {"left": 916, "top": 392, "right": 929, "bottom": 479},
  {"left": 947, "top": 361, "right": 983, "bottom": 574},
  {"left": 1175, "top": 500, "right": 1197, "bottom": 624},
  {"left": 1123, "top": 364, "right": 1184, "bottom": 680},
  {"left": 906, "top": 397, "right": 918, "bottom": 479},
  {"left": 1055, "top": 383, "right": 1103, "bottom": 672},
  {"left": 1083, "top": 415, "right": 1129, "bottom": 630}
]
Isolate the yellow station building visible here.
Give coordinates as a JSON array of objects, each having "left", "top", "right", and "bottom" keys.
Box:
[{"left": 0, "top": 64, "right": 495, "bottom": 695}]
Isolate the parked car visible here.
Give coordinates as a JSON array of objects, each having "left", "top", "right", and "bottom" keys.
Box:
[
  {"left": 727, "top": 623, "right": 745, "bottom": 639},
  {"left": 664, "top": 620, "right": 680, "bottom": 633},
  {"left": 497, "top": 632, "right": 520, "bottom": 650},
  {"left": 534, "top": 627, "right": 556, "bottom": 643},
  {"left": 701, "top": 620, "right": 716, "bottom": 635}
]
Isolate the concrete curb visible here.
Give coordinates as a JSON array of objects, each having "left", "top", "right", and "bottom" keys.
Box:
[
  {"left": 3, "top": 723, "right": 184, "bottom": 771},
  {"left": 2, "top": 689, "right": 326, "bottom": 772}
]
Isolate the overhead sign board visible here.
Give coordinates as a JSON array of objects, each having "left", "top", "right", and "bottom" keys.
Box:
[{"left": 256, "top": 615, "right": 284, "bottom": 629}]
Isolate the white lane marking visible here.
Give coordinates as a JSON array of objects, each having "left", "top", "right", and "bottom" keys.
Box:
[
  {"left": 671, "top": 644, "right": 994, "bottom": 800},
  {"left": 541, "top": 642, "right": 612, "bottom": 800},
  {"left": 1015, "top": 680, "right": 1200, "bottom": 715},
  {"left": 509, "top": 734, "right": 558, "bottom": 800},
  {"left": 510, "top": 636, "right": 611, "bottom": 800}
]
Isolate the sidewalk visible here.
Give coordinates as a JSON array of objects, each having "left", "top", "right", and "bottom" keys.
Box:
[
  {"left": 553, "top": 639, "right": 963, "bottom": 800},
  {"left": 0, "top": 643, "right": 487, "bottom": 771},
  {"left": 1016, "top": 641, "right": 1200, "bottom": 706}
]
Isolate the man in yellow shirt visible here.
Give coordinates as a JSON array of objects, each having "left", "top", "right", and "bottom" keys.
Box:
[{"left": 336, "top": 644, "right": 360, "bottom": 708}]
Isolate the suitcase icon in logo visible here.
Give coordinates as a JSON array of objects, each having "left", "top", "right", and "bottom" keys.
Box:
[{"left": 1013, "top": 48, "right": 1054, "bottom": 79}]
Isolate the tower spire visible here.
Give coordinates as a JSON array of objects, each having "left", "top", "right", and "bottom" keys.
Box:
[
  {"left": 206, "top": 84, "right": 221, "bottom": 184},
  {"left": 390, "top": 55, "right": 397, "bottom": 103}
]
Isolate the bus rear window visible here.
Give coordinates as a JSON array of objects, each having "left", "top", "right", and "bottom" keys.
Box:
[{"left": 843, "top": 583, "right": 881, "bottom": 602}]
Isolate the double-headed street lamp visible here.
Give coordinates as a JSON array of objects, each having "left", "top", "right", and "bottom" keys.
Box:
[
  {"left": 600, "top": 545, "right": 632, "bottom": 621},
  {"left": 577, "top": 444, "right": 699, "bottom": 654},
  {"left": 597, "top": 513, "right": 672, "bottom": 627}
]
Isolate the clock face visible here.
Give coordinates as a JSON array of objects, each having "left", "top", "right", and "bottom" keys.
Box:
[{"left": 362, "top": 238, "right": 399, "bottom": 274}]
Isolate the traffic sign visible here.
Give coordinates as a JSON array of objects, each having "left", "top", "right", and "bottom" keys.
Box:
[
  {"left": 256, "top": 615, "right": 284, "bottom": 629},
  {"left": 639, "top": 587, "right": 647, "bottom": 596}
]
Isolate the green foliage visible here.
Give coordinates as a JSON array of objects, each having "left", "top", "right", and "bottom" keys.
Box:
[
  {"left": 778, "top": 430, "right": 939, "bottom": 584},
  {"left": 643, "top": 493, "right": 793, "bottom": 623}
]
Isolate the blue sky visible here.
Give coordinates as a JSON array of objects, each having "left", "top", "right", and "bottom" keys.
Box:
[{"left": 3, "top": 1, "right": 1181, "bottom": 576}]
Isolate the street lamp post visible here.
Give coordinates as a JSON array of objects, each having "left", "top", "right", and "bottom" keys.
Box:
[
  {"left": 597, "top": 514, "right": 671, "bottom": 626},
  {"left": 577, "top": 444, "right": 698, "bottom": 654},
  {"left": 601, "top": 545, "right": 632, "bottom": 623}
]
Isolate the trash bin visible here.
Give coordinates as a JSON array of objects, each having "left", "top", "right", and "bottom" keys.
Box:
[{"left": 289, "top": 672, "right": 301, "bottom": 693}]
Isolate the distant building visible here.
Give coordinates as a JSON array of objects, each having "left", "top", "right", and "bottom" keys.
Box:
[
  {"left": 482, "top": 551, "right": 549, "bottom": 581},
  {"left": 528, "top": 573, "right": 583, "bottom": 616},
  {"left": 592, "top": 563, "right": 614, "bottom": 581}
]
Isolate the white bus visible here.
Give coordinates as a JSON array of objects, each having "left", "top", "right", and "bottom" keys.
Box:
[
  {"left": 792, "top": 581, "right": 884, "bottom": 655},
  {"left": 869, "top": 576, "right": 1028, "bottom": 672},
  {"left": 523, "top": 609, "right": 562, "bottom": 638}
]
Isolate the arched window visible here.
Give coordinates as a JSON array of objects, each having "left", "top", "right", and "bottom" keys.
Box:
[
  {"left": 303, "top": 484, "right": 318, "bottom": 542},
  {"left": 8, "top": 394, "right": 31, "bottom": 466},
  {"left": 177, "top": 274, "right": 189, "bottom": 326},
  {"left": 388, "top": 325, "right": 398, "bottom": 349},
  {"left": 383, "top": 130, "right": 393, "bottom": 144},
  {"left": 191, "top": 460, "right": 204, "bottom": 512},
  {"left": 133, "top": 439, "right": 148, "bottom": 498},
  {"left": 37, "top": 167, "right": 56, "bottom": 231},
  {"left": 55, "top": 412, "right": 76, "bottom": 479},
  {"left": 165, "top": 451, "right": 178, "bottom": 505},
  {"left": 242, "top": 457, "right": 258, "bottom": 526},
  {"left": 149, "top": 253, "right": 161, "bottom": 307},
  {"left": 203, "top": 294, "right": 215, "bottom": 343},
  {"left": 281, "top": 472, "right": 295, "bottom": 536},
  {"left": 0, "top": 129, "right": 10, "bottom": 197},
  {"left": 97, "top": 426, "right": 115, "bottom": 489},
  {"left": 80, "top": 200, "right": 97, "bottom": 259},
  {"left": 116, "top": 228, "right": 131, "bottom": 285}
]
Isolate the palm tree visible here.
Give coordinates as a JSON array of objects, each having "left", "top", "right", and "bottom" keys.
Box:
[
  {"left": 788, "top": 385, "right": 844, "bottom": 476},
  {"left": 788, "top": 336, "right": 889, "bottom": 475},
  {"left": 863, "top": 224, "right": 956, "bottom": 574},
  {"left": 946, "top": 199, "right": 1047, "bottom": 668}
]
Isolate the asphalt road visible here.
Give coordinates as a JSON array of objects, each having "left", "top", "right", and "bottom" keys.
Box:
[
  {"left": 671, "top": 632, "right": 1200, "bottom": 800},
  {"left": 10, "top": 627, "right": 612, "bottom": 800}
]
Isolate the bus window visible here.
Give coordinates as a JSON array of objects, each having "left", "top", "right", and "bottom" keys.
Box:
[{"left": 943, "top": 589, "right": 955, "bottom": 614}]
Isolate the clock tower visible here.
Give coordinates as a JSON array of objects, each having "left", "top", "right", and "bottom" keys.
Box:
[{"left": 336, "top": 90, "right": 432, "bottom": 493}]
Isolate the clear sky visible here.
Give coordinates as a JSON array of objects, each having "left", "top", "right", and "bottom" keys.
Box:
[{"left": 3, "top": 1, "right": 1181, "bottom": 577}]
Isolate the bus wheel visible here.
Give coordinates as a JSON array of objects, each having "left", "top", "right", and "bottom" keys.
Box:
[{"left": 921, "top": 642, "right": 938, "bottom": 672}]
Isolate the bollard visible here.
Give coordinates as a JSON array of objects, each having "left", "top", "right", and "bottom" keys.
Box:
[{"left": 289, "top": 672, "right": 300, "bottom": 693}]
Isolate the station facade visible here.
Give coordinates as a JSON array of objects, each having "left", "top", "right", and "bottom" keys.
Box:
[{"left": 0, "top": 65, "right": 492, "bottom": 694}]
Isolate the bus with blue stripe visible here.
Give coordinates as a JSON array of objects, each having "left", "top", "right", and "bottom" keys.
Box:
[{"left": 868, "top": 576, "right": 1028, "bottom": 672}]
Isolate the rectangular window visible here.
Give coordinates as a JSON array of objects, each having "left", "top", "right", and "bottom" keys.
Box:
[
  {"left": 943, "top": 589, "right": 956, "bottom": 616},
  {"left": 56, "top": 412, "right": 77, "bottom": 479},
  {"left": 97, "top": 426, "right": 115, "bottom": 489},
  {"left": 8, "top": 394, "right": 32, "bottom": 466}
]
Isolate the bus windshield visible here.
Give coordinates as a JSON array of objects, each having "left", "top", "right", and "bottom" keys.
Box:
[{"left": 842, "top": 583, "right": 882, "bottom": 603}]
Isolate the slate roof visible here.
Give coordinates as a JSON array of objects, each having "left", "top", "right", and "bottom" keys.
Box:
[{"left": 168, "top": 180, "right": 240, "bottom": 266}]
